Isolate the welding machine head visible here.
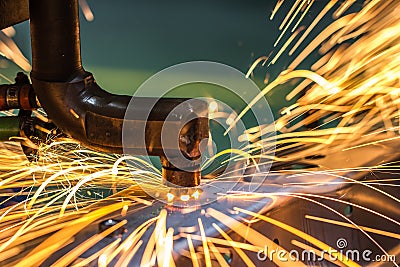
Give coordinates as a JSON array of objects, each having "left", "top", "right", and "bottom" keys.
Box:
[{"left": 25, "top": 0, "right": 210, "bottom": 187}]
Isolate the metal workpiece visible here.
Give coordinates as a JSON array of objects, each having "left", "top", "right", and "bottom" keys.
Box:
[{"left": 28, "top": 0, "right": 210, "bottom": 186}]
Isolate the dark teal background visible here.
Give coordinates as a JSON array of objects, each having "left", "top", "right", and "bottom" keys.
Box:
[{"left": 1, "top": 0, "right": 363, "bottom": 116}]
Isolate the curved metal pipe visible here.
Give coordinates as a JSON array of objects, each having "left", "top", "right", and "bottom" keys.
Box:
[
  {"left": 29, "top": 0, "right": 83, "bottom": 82},
  {"left": 29, "top": 0, "right": 209, "bottom": 187}
]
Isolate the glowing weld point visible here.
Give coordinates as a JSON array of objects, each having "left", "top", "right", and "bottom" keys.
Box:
[
  {"left": 167, "top": 193, "right": 174, "bottom": 202},
  {"left": 191, "top": 190, "right": 200, "bottom": 199},
  {"left": 180, "top": 195, "right": 190, "bottom": 201}
]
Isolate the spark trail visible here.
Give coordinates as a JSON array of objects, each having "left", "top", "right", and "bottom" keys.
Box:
[{"left": 0, "top": 0, "right": 400, "bottom": 266}]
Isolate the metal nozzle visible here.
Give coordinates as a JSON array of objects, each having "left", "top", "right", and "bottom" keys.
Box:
[
  {"left": 161, "top": 156, "right": 201, "bottom": 187},
  {"left": 162, "top": 167, "right": 201, "bottom": 187}
]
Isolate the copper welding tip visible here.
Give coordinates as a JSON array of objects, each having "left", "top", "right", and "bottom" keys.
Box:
[
  {"left": 162, "top": 167, "right": 201, "bottom": 187},
  {"left": 161, "top": 156, "right": 201, "bottom": 187}
]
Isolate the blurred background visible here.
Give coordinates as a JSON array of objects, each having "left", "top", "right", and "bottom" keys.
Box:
[{"left": 0, "top": 0, "right": 363, "bottom": 117}]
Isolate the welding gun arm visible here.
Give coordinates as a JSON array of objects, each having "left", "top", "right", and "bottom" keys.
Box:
[{"left": 27, "top": 0, "right": 209, "bottom": 186}]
